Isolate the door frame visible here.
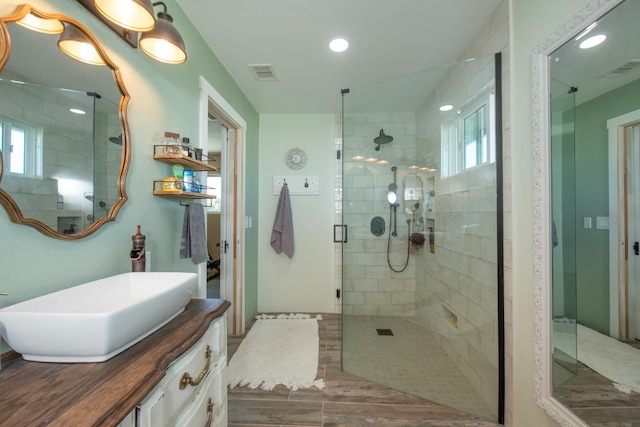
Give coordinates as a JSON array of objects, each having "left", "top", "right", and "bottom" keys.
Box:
[
  {"left": 198, "top": 76, "right": 247, "bottom": 336},
  {"left": 608, "top": 108, "right": 640, "bottom": 340}
]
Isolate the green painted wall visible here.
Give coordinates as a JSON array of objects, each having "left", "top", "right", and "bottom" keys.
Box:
[
  {"left": 0, "top": 0, "right": 259, "bottom": 341},
  {"left": 574, "top": 77, "right": 640, "bottom": 334}
]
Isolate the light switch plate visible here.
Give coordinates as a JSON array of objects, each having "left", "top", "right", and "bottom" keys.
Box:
[
  {"left": 583, "top": 217, "right": 592, "bottom": 229},
  {"left": 596, "top": 216, "right": 609, "bottom": 229}
]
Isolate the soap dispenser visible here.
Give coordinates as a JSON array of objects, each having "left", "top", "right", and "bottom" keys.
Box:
[{"left": 130, "top": 225, "right": 146, "bottom": 272}]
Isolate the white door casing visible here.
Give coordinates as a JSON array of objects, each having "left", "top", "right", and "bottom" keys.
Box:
[
  {"left": 631, "top": 124, "right": 640, "bottom": 340},
  {"left": 199, "top": 76, "right": 247, "bottom": 336},
  {"left": 607, "top": 108, "right": 640, "bottom": 340}
]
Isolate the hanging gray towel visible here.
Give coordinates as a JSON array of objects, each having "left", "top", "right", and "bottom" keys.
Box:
[
  {"left": 179, "top": 203, "right": 208, "bottom": 264},
  {"left": 270, "top": 183, "right": 294, "bottom": 258}
]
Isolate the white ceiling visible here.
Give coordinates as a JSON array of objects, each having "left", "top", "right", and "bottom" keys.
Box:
[
  {"left": 550, "top": 0, "right": 640, "bottom": 107},
  {"left": 176, "top": 0, "right": 502, "bottom": 114}
]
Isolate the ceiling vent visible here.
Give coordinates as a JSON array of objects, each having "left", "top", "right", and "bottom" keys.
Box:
[
  {"left": 600, "top": 60, "right": 640, "bottom": 78},
  {"left": 249, "top": 64, "right": 277, "bottom": 81}
]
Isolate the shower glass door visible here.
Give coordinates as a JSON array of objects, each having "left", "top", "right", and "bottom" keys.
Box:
[
  {"left": 340, "top": 54, "right": 503, "bottom": 422},
  {"left": 549, "top": 79, "right": 579, "bottom": 389}
]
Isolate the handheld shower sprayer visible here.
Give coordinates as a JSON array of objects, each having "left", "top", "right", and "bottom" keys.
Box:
[
  {"left": 387, "top": 166, "right": 399, "bottom": 235},
  {"left": 386, "top": 165, "right": 411, "bottom": 272}
]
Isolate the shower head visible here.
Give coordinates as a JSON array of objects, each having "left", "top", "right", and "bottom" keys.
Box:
[
  {"left": 374, "top": 129, "right": 393, "bottom": 151},
  {"left": 109, "top": 134, "right": 122, "bottom": 145}
]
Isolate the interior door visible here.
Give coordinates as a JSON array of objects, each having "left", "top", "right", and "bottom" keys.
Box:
[
  {"left": 201, "top": 77, "right": 247, "bottom": 337},
  {"left": 631, "top": 124, "right": 640, "bottom": 340}
]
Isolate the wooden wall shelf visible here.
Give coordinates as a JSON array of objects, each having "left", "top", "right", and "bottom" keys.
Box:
[{"left": 153, "top": 145, "right": 217, "bottom": 172}]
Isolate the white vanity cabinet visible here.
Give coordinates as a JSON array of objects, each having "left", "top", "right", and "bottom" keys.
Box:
[
  {"left": 0, "top": 299, "right": 230, "bottom": 427},
  {"left": 137, "top": 315, "right": 227, "bottom": 426}
]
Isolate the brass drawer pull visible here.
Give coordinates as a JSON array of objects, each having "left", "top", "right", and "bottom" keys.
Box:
[
  {"left": 205, "top": 397, "right": 214, "bottom": 427},
  {"left": 179, "top": 345, "right": 212, "bottom": 390}
]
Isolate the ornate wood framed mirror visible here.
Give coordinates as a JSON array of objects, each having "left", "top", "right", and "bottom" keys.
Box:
[{"left": 0, "top": 4, "right": 130, "bottom": 239}]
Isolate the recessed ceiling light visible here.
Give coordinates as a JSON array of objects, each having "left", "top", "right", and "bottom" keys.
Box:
[
  {"left": 439, "top": 104, "right": 453, "bottom": 112},
  {"left": 69, "top": 108, "right": 86, "bottom": 115},
  {"left": 329, "top": 38, "right": 349, "bottom": 53},
  {"left": 579, "top": 34, "right": 606, "bottom": 49}
]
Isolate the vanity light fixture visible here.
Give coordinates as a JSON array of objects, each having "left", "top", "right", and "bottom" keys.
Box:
[
  {"left": 76, "top": 0, "right": 187, "bottom": 63},
  {"left": 57, "top": 24, "right": 106, "bottom": 66},
  {"left": 94, "top": 0, "right": 156, "bottom": 32},
  {"left": 16, "top": 13, "right": 64, "bottom": 34},
  {"left": 139, "top": 2, "right": 187, "bottom": 64}
]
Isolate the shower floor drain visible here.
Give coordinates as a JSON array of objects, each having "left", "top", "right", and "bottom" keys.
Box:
[{"left": 376, "top": 328, "right": 394, "bottom": 336}]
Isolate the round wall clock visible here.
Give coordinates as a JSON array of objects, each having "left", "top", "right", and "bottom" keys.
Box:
[{"left": 285, "top": 148, "right": 307, "bottom": 170}]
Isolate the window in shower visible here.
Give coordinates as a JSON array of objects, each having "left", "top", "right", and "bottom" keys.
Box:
[
  {"left": 0, "top": 116, "right": 42, "bottom": 178},
  {"left": 441, "top": 85, "right": 496, "bottom": 177}
]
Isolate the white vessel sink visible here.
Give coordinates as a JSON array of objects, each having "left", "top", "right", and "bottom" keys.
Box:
[{"left": 0, "top": 272, "right": 197, "bottom": 363}]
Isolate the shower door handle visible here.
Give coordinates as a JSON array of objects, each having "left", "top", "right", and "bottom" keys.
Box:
[{"left": 334, "top": 224, "right": 348, "bottom": 243}]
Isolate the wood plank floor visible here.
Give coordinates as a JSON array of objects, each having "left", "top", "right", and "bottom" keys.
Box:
[
  {"left": 227, "top": 313, "right": 501, "bottom": 427},
  {"left": 554, "top": 350, "right": 640, "bottom": 426}
]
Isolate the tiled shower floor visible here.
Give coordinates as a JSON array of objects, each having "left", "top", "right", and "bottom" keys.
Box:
[
  {"left": 228, "top": 313, "right": 500, "bottom": 426},
  {"left": 342, "top": 315, "right": 497, "bottom": 421}
]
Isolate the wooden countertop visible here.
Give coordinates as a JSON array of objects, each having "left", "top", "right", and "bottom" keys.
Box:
[{"left": 0, "top": 298, "right": 230, "bottom": 427}]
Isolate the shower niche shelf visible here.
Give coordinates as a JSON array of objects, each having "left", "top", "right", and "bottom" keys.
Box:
[{"left": 442, "top": 305, "right": 458, "bottom": 329}]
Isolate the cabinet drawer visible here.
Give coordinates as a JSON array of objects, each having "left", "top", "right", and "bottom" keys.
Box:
[
  {"left": 173, "top": 361, "right": 227, "bottom": 427},
  {"left": 137, "top": 386, "right": 165, "bottom": 427},
  {"left": 163, "top": 316, "right": 225, "bottom": 424}
]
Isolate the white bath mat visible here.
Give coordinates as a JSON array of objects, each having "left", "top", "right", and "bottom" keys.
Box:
[
  {"left": 227, "top": 313, "right": 325, "bottom": 391},
  {"left": 554, "top": 321, "right": 640, "bottom": 393}
]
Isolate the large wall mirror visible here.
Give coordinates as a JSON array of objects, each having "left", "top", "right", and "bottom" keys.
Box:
[
  {"left": 0, "top": 4, "right": 130, "bottom": 239},
  {"left": 533, "top": 0, "right": 640, "bottom": 425}
]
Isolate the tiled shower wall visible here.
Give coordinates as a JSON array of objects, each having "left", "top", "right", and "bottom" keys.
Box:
[
  {"left": 411, "top": 1, "right": 509, "bottom": 418},
  {"left": 341, "top": 112, "right": 418, "bottom": 316}
]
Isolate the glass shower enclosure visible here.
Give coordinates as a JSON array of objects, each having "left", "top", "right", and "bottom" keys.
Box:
[
  {"left": 549, "top": 79, "right": 579, "bottom": 390},
  {"left": 339, "top": 53, "right": 503, "bottom": 422}
]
